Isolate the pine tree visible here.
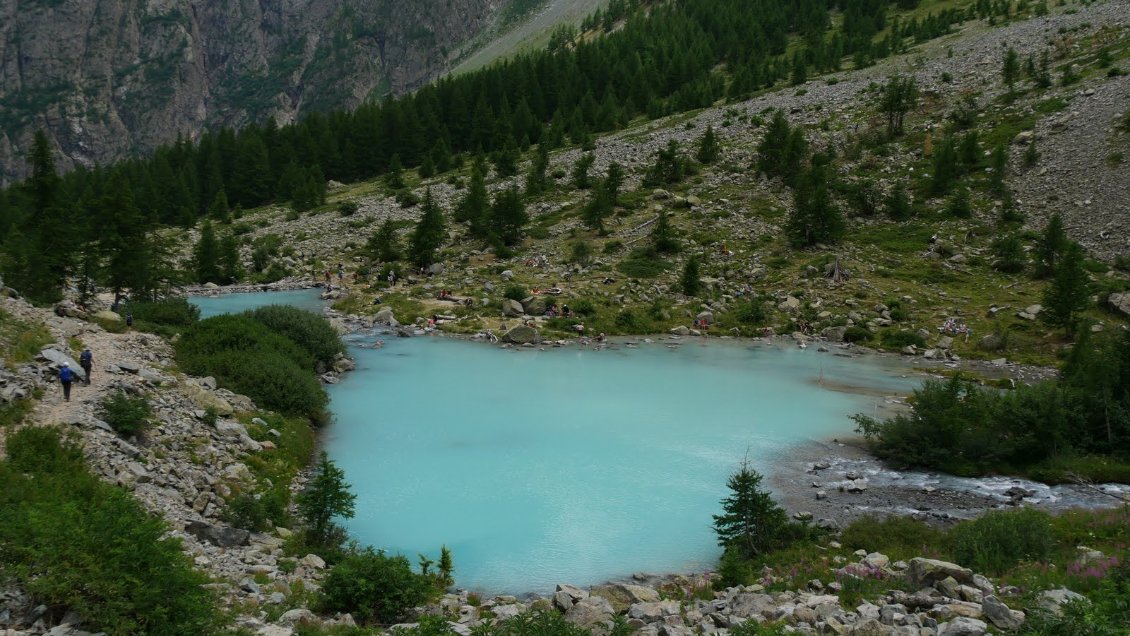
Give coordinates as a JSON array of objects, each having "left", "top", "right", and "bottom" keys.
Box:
[
  {"left": 489, "top": 186, "right": 528, "bottom": 247},
  {"left": 524, "top": 144, "right": 550, "bottom": 197},
  {"left": 696, "top": 125, "right": 720, "bottom": 164},
  {"left": 1042, "top": 242, "right": 1090, "bottom": 334},
  {"left": 931, "top": 134, "right": 960, "bottom": 195},
  {"left": 886, "top": 181, "right": 913, "bottom": 221},
  {"left": 1023, "top": 140, "right": 1040, "bottom": 169},
  {"left": 1034, "top": 213, "right": 1069, "bottom": 278},
  {"left": 100, "top": 172, "right": 153, "bottom": 298},
  {"left": 409, "top": 188, "right": 446, "bottom": 267},
  {"left": 219, "top": 233, "right": 242, "bottom": 284},
  {"left": 604, "top": 162, "right": 625, "bottom": 205},
  {"left": 652, "top": 209, "right": 680, "bottom": 254},
  {"left": 438, "top": 546, "right": 454, "bottom": 588},
  {"left": 193, "top": 221, "right": 222, "bottom": 284},
  {"left": 386, "top": 154, "right": 405, "bottom": 190},
  {"left": 208, "top": 189, "right": 230, "bottom": 223},
  {"left": 789, "top": 53, "right": 807, "bottom": 86},
  {"left": 681, "top": 255, "right": 702, "bottom": 297},
  {"left": 879, "top": 75, "right": 919, "bottom": 137},
  {"left": 712, "top": 459, "right": 790, "bottom": 559},
  {"left": 989, "top": 144, "right": 1008, "bottom": 197},
  {"left": 572, "top": 153, "right": 596, "bottom": 190},
  {"left": 1002, "top": 47, "right": 1020, "bottom": 94},
  {"left": 757, "top": 111, "right": 791, "bottom": 179},
  {"left": 367, "top": 220, "right": 401, "bottom": 262},
  {"left": 456, "top": 157, "right": 490, "bottom": 238},
  {"left": 786, "top": 159, "right": 844, "bottom": 247},
  {"left": 17, "top": 131, "right": 73, "bottom": 302},
  {"left": 945, "top": 184, "right": 972, "bottom": 218},
  {"left": 581, "top": 188, "right": 614, "bottom": 232},
  {"left": 298, "top": 453, "right": 356, "bottom": 546}
]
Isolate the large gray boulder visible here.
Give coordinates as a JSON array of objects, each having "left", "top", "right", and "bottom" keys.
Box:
[
  {"left": 627, "top": 600, "right": 680, "bottom": 622},
  {"left": 729, "top": 593, "right": 776, "bottom": 618},
  {"left": 186, "top": 521, "right": 250, "bottom": 548},
  {"left": 1109, "top": 292, "right": 1130, "bottom": 318},
  {"left": 981, "top": 595, "right": 1025, "bottom": 630},
  {"left": 502, "top": 299, "right": 524, "bottom": 317},
  {"left": 521, "top": 296, "right": 546, "bottom": 316},
  {"left": 563, "top": 596, "right": 614, "bottom": 628},
  {"left": 39, "top": 348, "right": 86, "bottom": 381},
  {"left": 1037, "top": 588, "right": 1087, "bottom": 616},
  {"left": 938, "top": 617, "right": 988, "bottom": 636},
  {"left": 908, "top": 558, "right": 973, "bottom": 587},
  {"left": 502, "top": 325, "right": 538, "bottom": 345},
  {"left": 822, "top": 326, "right": 847, "bottom": 342},
  {"left": 590, "top": 583, "right": 660, "bottom": 613},
  {"left": 374, "top": 308, "right": 397, "bottom": 326}
]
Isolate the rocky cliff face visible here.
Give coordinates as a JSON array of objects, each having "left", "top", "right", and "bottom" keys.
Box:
[{"left": 0, "top": 0, "right": 500, "bottom": 185}]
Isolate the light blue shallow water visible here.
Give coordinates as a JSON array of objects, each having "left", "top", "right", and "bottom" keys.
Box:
[
  {"left": 192, "top": 289, "right": 328, "bottom": 319},
  {"left": 190, "top": 291, "right": 923, "bottom": 594}
]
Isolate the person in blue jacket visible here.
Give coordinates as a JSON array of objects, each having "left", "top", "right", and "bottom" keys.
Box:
[
  {"left": 59, "top": 362, "right": 75, "bottom": 402},
  {"left": 80, "top": 347, "right": 93, "bottom": 385}
]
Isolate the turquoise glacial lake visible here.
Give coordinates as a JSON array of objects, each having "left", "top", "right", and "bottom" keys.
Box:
[{"left": 191, "top": 291, "right": 922, "bottom": 594}]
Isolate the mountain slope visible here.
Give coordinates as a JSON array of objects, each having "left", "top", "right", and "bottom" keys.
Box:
[{"left": 0, "top": 0, "right": 499, "bottom": 185}]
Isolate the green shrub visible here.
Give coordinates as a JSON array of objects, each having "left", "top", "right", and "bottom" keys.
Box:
[
  {"left": 731, "top": 300, "right": 767, "bottom": 325},
  {"left": 319, "top": 548, "right": 430, "bottom": 624},
  {"left": 952, "top": 509, "right": 1054, "bottom": 574},
  {"left": 573, "top": 299, "right": 597, "bottom": 316},
  {"left": 337, "top": 201, "right": 359, "bottom": 216},
  {"left": 96, "top": 391, "right": 151, "bottom": 437},
  {"left": 879, "top": 330, "right": 926, "bottom": 349},
  {"left": 123, "top": 297, "right": 200, "bottom": 327},
  {"left": 843, "top": 326, "right": 872, "bottom": 343},
  {"left": 503, "top": 284, "right": 527, "bottom": 302},
  {"left": 248, "top": 305, "right": 345, "bottom": 369},
  {"left": 840, "top": 515, "right": 946, "bottom": 558},
  {"left": 617, "top": 251, "right": 672, "bottom": 278},
  {"left": 0, "top": 427, "right": 222, "bottom": 635}
]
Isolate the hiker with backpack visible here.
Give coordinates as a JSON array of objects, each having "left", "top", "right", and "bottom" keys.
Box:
[
  {"left": 59, "top": 363, "right": 75, "bottom": 402},
  {"left": 80, "top": 347, "right": 93, "bottom": 386}
]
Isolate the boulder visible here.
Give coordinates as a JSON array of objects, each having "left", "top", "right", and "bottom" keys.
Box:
[
  {"left": 591, "top": 583, "right": 660, "bottom": 613},
  {"left": 93, "top": 310, "right": 122, "bottom": 323},
  {"left": 778, "top": 296, "right": 801, "bottom": 312},
  {"left": 278, "top": 609, "right": 318, "bottom": 626},
  {"left": 847, "top": 619, "right": 890, "bottom": 636},
  {"left": 184, "top": 383, "right": 234, "bottom": 416},
  {"left": 502, "top": 299, "right": 524, "bottom": 317},
  {"left": 822, "top": 326, "right": 847, "bottom": 342},
  {"left": 39, "top": 348, "right": 87, "bottom": 381},
  {"left": 862, "top": 552, "right": 890, "bottom": 569},
  {"left": 1037, "top": 588, "right": 1086, "bottom": 616},
  {"left": 937, "top": 617, "right": 988, "bottom": 636},
  {"left": 669, "top": 325, "right": 691, "bottom": 336},
  {"left": 374, "top": 308, "right": 398, "bottom": 326},
  {"left": 977, "top": 334, "right": 1003, "bottom": 351},
  {"left": 427, "top": 263, "right": 445, "bottom": 276},
  {"left": 937, "top": 336, "right": 954, "bottom": 350},
  {"left": 1109, "top": 292, "right": 1130, "bottom": 318},
  {"left": 627, "top": 600, "right": 681, "bottom": 622},
  {"left": 186, "top": 521, "right": 250, "bottom": 548},
  {"left": 500, "top": 270, "right": 514, "bottom": 281},
  {"left": 521, "top": 296, "right": 546, "bottom": 316},
  {"left": 564, "top": 596, "right": 614, "bottom": 628},
  {"left": 981, "top": 595, "right": 1024, "bottom": 630},
  {"left": 502, "top": 325, "right": 538, "bottom": 345},
  {"left": 696, "top": 310, "right": 714, "bottom": 324},
  {"left": 729, "top": 593, "right": 775, "bottom": 618},
  {"left": 332, "top": 358, "right": 356, "bottom": 373},
  {"left": 908, "top": 558, "right": 973, "bottom": 588}
]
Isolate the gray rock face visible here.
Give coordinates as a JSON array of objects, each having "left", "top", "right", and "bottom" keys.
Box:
[
  {"left": 39, "top": 348, "right": 86, "bottom": 381},
  {"left": 1037, "top": 588, "right": 1087, "bottom": 616},
  {"left": 938, "top": 617, "right": 988, "bottom": 636},
  {"left": 502, "top": 299, "right": 525, "bottom": 317},
  {"left": 908, "top": 558, "right": 974, "bottom": 588},
  {"left": 185, "top": 520, "right": 250, "bottom": 548},
  {"left": 0, "top": 0, "right": 503, "bottom": 185},
  {"left": 563, "top": 596, "right": 614, "bottom": 628},
  {"left": 1109, "top": 292, "right": 1130, "bottom": 318},
  {"left": 981, "top": 595, "right": 1025, "bottom": 630}
]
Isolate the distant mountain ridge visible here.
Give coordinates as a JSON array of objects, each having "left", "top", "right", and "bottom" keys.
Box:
[{"left": 0, "top": 0, "right": 502, "bottom": 185}]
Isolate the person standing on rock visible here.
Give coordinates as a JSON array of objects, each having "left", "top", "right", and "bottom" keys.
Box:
[
  {"left": 80, "top": 347, "right": 94, "bottom": 386},
  {"left": 59, "top": 363, "right": 75, "bottom": 402}
]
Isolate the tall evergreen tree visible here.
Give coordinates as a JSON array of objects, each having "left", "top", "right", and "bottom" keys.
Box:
[
  {"left": 409, "top": 189, "right": 446, "bottom": 267},
  {"left": 14, "top": 131, "right": 74, "bottom": 302},
  {"left": 681, "top": 255, "right": 702, "bottom": 297},
  {"left": 931, "top": 134, "right": 960, "bottom": 195},
  {"left": 208, "top": 189, "right": 230, "bottom": 222},
  {"left": 989, "top": 144, "right": 1008, "bottom": 197},
  {"left": 456, "top": 157, "right": 490, "bottom": 238},
  {"left": 524, "top": 144, "right": 551, "bottom": 197},
  {"left": 696, "top": 125, "right": 721, "bottom": 164},
  {"left": 193, "top": 221, "right": 222, "bottom": 284},
  {"left": 652, "top": 209, "right": 680, "bottom": 254},
  {"left": 489, "top": 187, "right": 528, "bottom": 247},
  {"left": 879, "top": 75, "right": 919, "bottom": 137},
  {"left": 1002, "top": 47, "right": 1020, "bottom": 94},
  {"left": 712, "top": 459, "right": 790, "bottom": 559},
  {"left": 572, "top": 153, "right": 596, "bottom": 190},
  {"left": 581, "top": 188, "right": 614, "bottom": 233},
  {"left": 786, "top": 158, "right": 844, "bottom": 247},
  {"left": 219, "top": 233, "right": 242, "bottom": 284},
  {"left": 367, "top": 220, "right": 402, "bottom": 262},
  {"left": 886, "top": 181, "right": 913, "bottom": 221},
  {"left": 1042, "top": 242, "right": 1090, "bottom": 334},
  {"left": 1035, "top": 213, "right": 1070, "bottom": 279},
  {"left": 99, "top": 172, "right": 154, "bottom": 298},
  {"left": 604, "top": 162, "right": 625, "bottom": 205}
]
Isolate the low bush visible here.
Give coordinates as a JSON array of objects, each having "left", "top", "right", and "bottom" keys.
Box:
[
  {"left": 248, "top": 305, "right": 344, "bottom": 369},
  {"left": 96, "top": 391, "right": 151, "bottom": 437},
  {"left": 0, "top": 427, "right": 222, "bottom": 635},
  {"left": 319, "top": 548, "right": 431, "bottom": 624},
  {"left": 879, "top": 330, "right": 926, "bottom": 349},
  {"left": 617, "top": 251, "right": 672, "bottom": 279},
  {"left": 843, "top": 326, "right": 872, "bottom": 343},
  {"left": 952, "top": 508, "right": 1054, "bottom": 574},
  {"left": 503, "top": 284, "right": 527, "bottom": 302}
]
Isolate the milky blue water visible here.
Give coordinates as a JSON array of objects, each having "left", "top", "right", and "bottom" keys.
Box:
[
  {"left": 190, "top": 290, "right": 923, "bottom": 594},
  {"left": 192, "top": 289, "right": 328, "bottom": 319}
]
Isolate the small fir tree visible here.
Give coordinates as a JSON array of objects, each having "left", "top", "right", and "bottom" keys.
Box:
[
  {"left": 1002, "top": 47, "right": 1021, "bottom": 94},
  {"left": 409, "top": 188, "right": 446, "bottom": 268},
  {"left": 886, "top": 181, "right": 913, "bottom": 221},
  {"left": 1042, "top": 242, "right": 1090, "bottom": 334},
  {"left": 786, "top": 159, "right": 844, "bottom": 247},
  {"left": 604, "top": 162, "right": 625, "bottom": 205},
  {"left": 680, "top": 255, "right": 702, "bottom": 297},
  {"left": 989, "top": 144, "right": 1008, "bottom": 196},
  {"left": 1034, "top": 213, "right": 1069, "bottom": 278},
  {"left": 489, "top": 187, "right": 528, "bottom": 247},
  {"left": 571, "top": 153, "right": 596, "bottom": 189},
  {"left": 368, "top": 219, "right": 402, "bottom": 262},
  {"left": 696, "top": 125, "right": 721, "bottom": 164},
  {"left": 298, "top": 453, "right": 356, "bottom": 546},
  {"left": 652, "top": 210, "right": 680, "bottom": 254},
  {"left": 208, "top": 189, "right": 230, "bottom": 223},
  {"left": 931, "top": 134, "right": 960, "bottom": 195},
  {"left": 712, "top": 458, "right": 790, "bottom": 559},
  {"left": 524, "top": 144, "right": 550, "bottom": 197},
  {"left": 880, "top": 75, "right": 919, "bottom": 137}
]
